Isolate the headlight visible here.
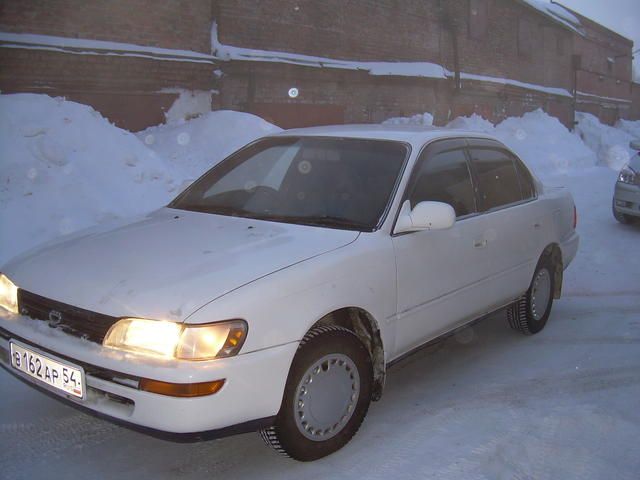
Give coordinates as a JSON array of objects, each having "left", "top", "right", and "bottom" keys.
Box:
[
  {"left": 0, "top": 273, "right": 19, "bottom": 314},
  {"left": 103, "top": 318, "right": 247, "bottom": 360},
  {"left": 618, "top": 165, "right": 637, "bottom": 184}
]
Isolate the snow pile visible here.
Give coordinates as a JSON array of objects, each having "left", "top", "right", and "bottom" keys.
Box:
[
  {"left": 444, "top": 109, "right": 597, "bottom": 178},
  {"left": 0, "top": 94, "right": 278, "bottom": 267},
  {"left": 383, "top": 112, "right": 434, "bottom": 126},
  {"left": 575, "top": 112, "right": 637, "bottom": 171},
  {"left": 137, "top": 110, "right": 280, "bottom": 180},
  {"left": 493, "top": 110, "right": 597, "bottom": 177},
  {"left": 614, "top": 118, "right": 640, "bottom": 139},
  {"left": 161, "top": 89, "right": 215, "bottom": 125},
  {"left": 0, "top": 94, "right": 183, "bottom": 265},
  {"left": 445, "top": 113, "right": 494, "bottom": 133}
]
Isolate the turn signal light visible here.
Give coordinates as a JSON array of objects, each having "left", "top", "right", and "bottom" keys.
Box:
[{"left": 140, "top": 378, "right": 225, "bottom": 397}]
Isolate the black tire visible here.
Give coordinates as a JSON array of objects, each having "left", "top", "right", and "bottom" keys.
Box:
[
  {"left": 508, "top": 255, "right": 556, "bottom": 335},
  {"left": 612, "top": 198, "right": 632, "bottom": 224},
  {"left": 260, "top": 325, "right": 373, "bottom": 461}
]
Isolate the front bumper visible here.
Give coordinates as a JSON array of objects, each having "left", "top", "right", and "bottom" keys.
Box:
[
  {"left": 613, "top": 181, "right": 640, "bottom": 218},
  {"left": 0, "top": 314, "right": 298, "bottom": 439}
]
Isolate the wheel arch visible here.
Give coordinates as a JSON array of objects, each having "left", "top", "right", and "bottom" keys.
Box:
[{"left": 310, "top": 307, "right": 386, "bottom": 401}]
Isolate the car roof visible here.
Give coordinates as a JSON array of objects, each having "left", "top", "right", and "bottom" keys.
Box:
[{"left": 269, "top": 124, "right": 499, "bottom": 147}]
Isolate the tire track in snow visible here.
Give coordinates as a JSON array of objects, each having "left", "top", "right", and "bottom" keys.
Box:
[{"left": 0, "top": 412, "right": 120, "bottom": 478}]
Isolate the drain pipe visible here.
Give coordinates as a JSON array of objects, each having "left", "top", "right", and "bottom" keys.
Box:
[{"left": 438, "top": 0, "right": 461, "bottom": 91}]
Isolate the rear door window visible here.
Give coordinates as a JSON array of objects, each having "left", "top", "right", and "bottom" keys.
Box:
[
  {"left": 467, "top": 146, "right": 523, "bottom": 211},
  {"left": 512, "top": 154, "right": 536, "bottom": 200}
]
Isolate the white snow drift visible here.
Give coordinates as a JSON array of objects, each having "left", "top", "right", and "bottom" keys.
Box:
[{"left": 0, "top": 94, "right": 278, "bottom": 266}]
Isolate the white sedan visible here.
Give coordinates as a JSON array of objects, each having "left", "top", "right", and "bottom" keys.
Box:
[{"left": 0, "top": 125, "right": 579, "bottom": 461}]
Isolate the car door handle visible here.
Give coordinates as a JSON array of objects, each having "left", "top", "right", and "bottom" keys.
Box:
[
  {"left": 533, "top": 222, "right": 541, "bottom": 229},
  {"left": 474, "top": 239, "right": 488, "bottom": 248}
]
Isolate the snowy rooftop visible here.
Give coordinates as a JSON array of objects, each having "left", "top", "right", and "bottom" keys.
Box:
[{"left": 517, "top": 0, "right": 584, "bottom": 35}]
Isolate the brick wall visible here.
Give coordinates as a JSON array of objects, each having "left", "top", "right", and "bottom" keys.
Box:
[
  {"left": 0, "top": 0, "right": 215, "bottom": 130},
  {"left": 215, "top": 0, "right": 574, "bottom": 128},
  {"left": 631, "top": 83, "right": 640, "bottom": 121},
  {"left": 0, "top": 0, "right": 632, "bottom": 129},
  {"left": 0, "top": 0, "right": 213, "bottom": 52},
  {"left": 441, "top": 0, "right": 573, "bottom": 91},
  {"left": 215, "top": 0, "right": 442, "bottom": 63},
  {"left": 562, "top": 6, "right": 633, "bottom": 123}
]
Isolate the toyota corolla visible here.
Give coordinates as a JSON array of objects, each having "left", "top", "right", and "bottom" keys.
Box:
[{"left": 0, "top": 125, "right": 579, "bottom": 461}]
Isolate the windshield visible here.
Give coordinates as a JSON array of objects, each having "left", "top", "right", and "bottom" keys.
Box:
[{"left": 170, "top": 136, "right": 408, "bottom": 231}]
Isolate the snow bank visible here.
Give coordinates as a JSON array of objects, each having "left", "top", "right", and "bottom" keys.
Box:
[
  {"left": 137, "top": 110, "right": 280, "bottom": 180},
  {"left": 493, "top": 110, "right": 596, "bottom": 177},
  {"left": 614, "top": 118, "right": 640, "bottom": 139},
  {"left": 575, "top": 112, "right": 637, "bottom": 171},
  {"left": 442, "top": 110, "right": 637, "bottom": 177},
  {"left": 161, "top": 89, "right": 215, "bottom": 125},
  {"left": 0, "top": 94, "right": 278, "bottom": 266},
  {"left": 0, "top": 94, "right": 183, "bottom": 265},
  {"left": 444, "top": 109, "right": 597, "bottom": 179},
  {"left": 445, "top": 113, "right": 494, "bottom": 133},
  {"left": 383, "top": 112, "right": 434, "bottom": 126}
]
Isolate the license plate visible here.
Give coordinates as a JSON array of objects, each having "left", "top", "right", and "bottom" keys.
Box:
[{"left": 10, "top": 341, "right": 85, "bottom": 399}]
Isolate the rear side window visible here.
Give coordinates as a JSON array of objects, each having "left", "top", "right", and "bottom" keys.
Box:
[
  {"left": 513, "top": 155, "right": 536, "bottom": 200},
  {"left": 410, "top": 145, "right": 476, "bottom": 217},
  {"left": 468, "top": 148, "right": 522, "bottom": 211}
]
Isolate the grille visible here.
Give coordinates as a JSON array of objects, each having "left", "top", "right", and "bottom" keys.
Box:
[{"left": 17, "top": 290, "right": 119, "bottom": 344}]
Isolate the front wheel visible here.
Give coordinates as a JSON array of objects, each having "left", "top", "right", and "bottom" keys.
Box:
[
  {"left": 509, "top": 256, "right": 555, "bottom": 335},
  {"left": 612, "top": 198, "right": 632, "bottom": 224},
  {"left": 260, "top": 325, "right": 373, "bottom": 461}
]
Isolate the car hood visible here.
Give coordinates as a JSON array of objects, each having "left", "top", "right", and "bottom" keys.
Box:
[{"left": 3, "top": 208, "right": 359, "bottom": 321}]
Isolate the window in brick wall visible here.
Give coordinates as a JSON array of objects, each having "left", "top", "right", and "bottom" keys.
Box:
[
  {"left": 518, "top": 18, "right": 534, "bottom": 57},
  {"left": 469, "top": 0, "right": 489, "bottom": 39}
]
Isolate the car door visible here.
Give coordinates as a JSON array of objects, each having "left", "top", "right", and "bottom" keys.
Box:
[
  {"left": 392, "top": 139, "right": 496, "bottom": 355},
  {"left": 465, "top": 139, "right": 541, "bottom": 309}
]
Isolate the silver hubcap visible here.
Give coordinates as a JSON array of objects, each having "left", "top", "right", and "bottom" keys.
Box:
[
  {"left": 531, "top": 268, "right": 552, "bottom": 321},
  {"left": 294, "top": 353, "right": 360, "bottom": 441}
]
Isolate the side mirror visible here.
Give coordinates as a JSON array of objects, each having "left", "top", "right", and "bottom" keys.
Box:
[
  {"left": 394, "top": 200, "right": 456, "bottom": 234},
  {"left": 630, "top": 140, "right": 640, "bottom": 151}
]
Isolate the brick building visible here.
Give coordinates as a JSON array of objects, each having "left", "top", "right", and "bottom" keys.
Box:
[
  {"left": 0, "top": 0, "right": 215, "bottom": 130},
  {"left": 633, "top": 83, "right": 640, "bottom": 120},
  {"left": 566, "top": 7, "right": 634, "bottom": 125},
  {"left": 0, "top": 0, "right": 636, "bottom": 131}
]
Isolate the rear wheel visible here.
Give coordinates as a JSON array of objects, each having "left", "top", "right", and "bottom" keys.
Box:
[
  {"left": 509, "top": 255, "right": 555, "bottom": 335},
  {"left": 260, "top": 325, "right": 373, "bottom": 461}
]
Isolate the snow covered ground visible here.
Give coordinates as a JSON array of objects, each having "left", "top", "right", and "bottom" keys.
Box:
[{"left": 0, "top": 94, "right": 639, "bottom": 479}]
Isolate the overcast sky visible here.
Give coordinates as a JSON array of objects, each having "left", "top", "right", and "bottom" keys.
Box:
[{"left": 550, "top": 0, "right": 640, "bottom": 79}]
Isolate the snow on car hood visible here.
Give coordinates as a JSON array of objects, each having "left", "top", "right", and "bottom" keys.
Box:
[{"left": 3, "top": 208, "right": 359, "bottom": 321}]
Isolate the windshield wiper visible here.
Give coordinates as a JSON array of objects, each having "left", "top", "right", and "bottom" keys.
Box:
[
  {"left": 172, "top": 205, "right": 371, "bottom": 230},
  {"left": 174, "top": 204, "right": 256, "bottom": 217},
  {"left": 261, "top": 214, "right": 370, "bottom": 230}
]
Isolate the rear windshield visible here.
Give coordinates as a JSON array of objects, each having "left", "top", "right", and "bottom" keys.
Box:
[{"left": 170, "top": 136, "right": 408, "bottom": 231}]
